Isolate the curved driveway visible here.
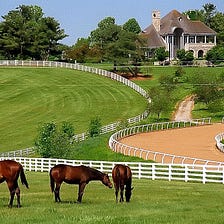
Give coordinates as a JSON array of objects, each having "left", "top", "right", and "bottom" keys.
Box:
[{"left": 119, "top": 123, "right": 224, "bottom": 163}]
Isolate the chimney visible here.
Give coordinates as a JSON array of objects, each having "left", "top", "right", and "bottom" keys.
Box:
[{"left": 152, "top": 10, "right": 160, "bottom": 32}]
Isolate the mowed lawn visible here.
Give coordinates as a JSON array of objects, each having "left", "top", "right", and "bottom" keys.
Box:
[
  {"left": 0, "top": 67, "right": 147, "bottom": 151},
  {"left": 0, "top": 171, "right": 224, "bottom": 224}
]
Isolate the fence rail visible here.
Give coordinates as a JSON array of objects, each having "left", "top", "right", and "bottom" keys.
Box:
[
  {"left": 1, "top": 157, "right": 224, "bottom": 184},
  {"left": 108, "top": 118, "right": 224, "bottom": 166},
  {"left": 0, "top": 148, "right": 35, "bottom": 157}
]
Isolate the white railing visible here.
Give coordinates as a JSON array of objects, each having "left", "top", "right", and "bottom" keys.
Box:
[
  {"left": 108, "top": 118, "right": 224, "bottom": 166},
  {"left": 1, "top": 157, "right": 224, "bottom": 184},
  {"left": 215, "top": 133, "right": 224, "bottom": 152},
  {"left": 0, "top": 148, "right": 35, "bottom": 157}
]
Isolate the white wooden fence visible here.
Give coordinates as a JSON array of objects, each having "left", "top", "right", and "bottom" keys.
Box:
[
  {"left": 215, "top": 133, "right": 224, "bottom": 152},
  {"left": 1, "top": 157, "right": 224, "bottom": 184}
]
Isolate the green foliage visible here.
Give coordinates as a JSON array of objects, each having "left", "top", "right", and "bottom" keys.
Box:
[
  {"left": 35, "top": 121, "right": 74, "bottom": 158},
  {"left": 176, "top": 49, "right": 194, "bottom": 64},
  {"left": 155, "top": 47, "right": 169, "bottom": 62},
  {"left": 191, "top": 72, "right": 222, "bottom": 105},
  {"left": 88, "top": 117, "right": 102, "bottom": 137},
  {"left": 148, "top": 86, "right": 172, "bottom": 120},
  {"left": 35, "top": 122, "right": 74, "bottom": 158},
  {"left": 123, "top": 18, "right": 141, "bottom": 34},
  {"left": 61, "top": 121, "right": 75, "bottom": 139},
  {"left": 0, "top": 5, "right": 67, "bottom": 60},
  {"left": 206, "top": 45, "right": 224, "bottom": 63},
  {"left": 90, "top": 16, "right": 145, "bottom": 67}
]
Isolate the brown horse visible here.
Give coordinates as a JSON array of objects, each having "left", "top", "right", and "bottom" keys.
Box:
[
  {"left": 50, "top": 164, "right": 112, "bottom": 203},
  {"left": 112, "top": 164, "right": 133, "bottom": 202},
  {"left": 0, "top": 160, "right": 29, "bottom": 208}
]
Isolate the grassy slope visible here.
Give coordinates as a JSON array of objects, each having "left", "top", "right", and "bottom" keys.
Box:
[
  {"left": 134, "top": 66, "right": 224, "bottom": 122},
  {"left": 0, "top": 67, "right": 147, "bottom": 151},
  {"left": 0, "top": 171, "right": 224, "bottom": 224}
]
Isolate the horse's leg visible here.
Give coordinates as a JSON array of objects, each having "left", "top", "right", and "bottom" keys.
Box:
[
  {"left": 7, "top": 182, "right": 16, "bottom": 208},
  {"left": 114, "top": 184, "right": 119, "bottom": 203},
  {"left": 77, "top": 182, "right": 87, "bottom": 203},
  {"left": 14, "top": 181, "right": 21, "bottom": 208},
  {"left": 54, "top": 182, "right": 62, "bottom": 202},
  {"left": 120, "top": 184, "right": 125, "bottom": 202}
]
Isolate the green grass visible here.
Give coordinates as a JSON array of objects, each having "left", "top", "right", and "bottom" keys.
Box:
[
  {"left": 69, "top": 134, "right": 148, "bottom": 162},
  {"left": 1, "top": 171, "right": 224, "bottom": 224},
  {"left": 0, "top": 67, "right": 147, "bottom": 151},
  {"left": 132, "top": 66, "right": 224, "bottom": 122}
]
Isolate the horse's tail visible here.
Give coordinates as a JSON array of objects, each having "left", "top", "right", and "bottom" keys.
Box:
[
  {"left": 50, "top": 169, "right": 55, "bottom": 193},
  {"left": 20, "top": 167, "right": 29, "bottom": 189}
]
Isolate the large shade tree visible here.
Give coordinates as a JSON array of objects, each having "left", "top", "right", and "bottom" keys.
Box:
[
  {"left": 90, "top": 16, "right": 145, "bottom": 74},
  {"left": 0, "top": 5, "right": 67, "bottom": 60}
]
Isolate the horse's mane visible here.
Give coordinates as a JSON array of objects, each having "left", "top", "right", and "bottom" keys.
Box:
[{"left": 82, "top": 165, "right": 104, "bottom": 178}]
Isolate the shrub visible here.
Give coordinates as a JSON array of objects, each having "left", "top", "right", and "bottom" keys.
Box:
[
  {"left": 88, "top": 117, "right": 102, "bottom": 137},
  {"left": 35, "top": 122, "right": 74, "bottom": 158}
]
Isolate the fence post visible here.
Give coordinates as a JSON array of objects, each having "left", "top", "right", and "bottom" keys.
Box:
[
  {"left": 203, "top": 166, "right": 206, "bottom": 184},
  {"left": 152, "top": 164, "right": 155, "bottom": 180},
  {"left": 138, "top": 163, "right": 142, "bottom": 179},
  {"left": 185, "top": 165, "right": 188, "bottom": 182}
]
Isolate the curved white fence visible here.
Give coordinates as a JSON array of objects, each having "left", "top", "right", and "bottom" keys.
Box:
[
  {"left": 215, "top": 133, "right": 224, "bottom": 152},
  {"left": 1, "top": 157, "right": 224, "bottom": 184},
  {"left": 108, "top": 118, "right": 224, "bottom": 166}
]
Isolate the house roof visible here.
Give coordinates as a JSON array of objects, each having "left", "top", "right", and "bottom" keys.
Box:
[
  {"left": 159, "top": 10, "right": 216, "bottom": 35},
  {"left": 141, "top": 9, "right": 216, "bottom": 48},
  {"left": 141, "top": 25, "right": 166, "bottom": 48}
]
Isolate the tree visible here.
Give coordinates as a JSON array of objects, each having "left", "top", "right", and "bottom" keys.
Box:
[
  {"left": 123, "top": 18, "right": 141, "bottom": 34},
  {"left": 90, "top": 16, "right": 145, "bottom": 73},
  {"left": 210, "top": 12, "right": 224, "bottom": 45},
  {"left": 90, "top": 17, "right": 121, "bottom": 49},
  {"left": 206, "top": 45, "right": 224, "bottom": 63},
  {"left": 203, "top": 3, "right": 216, "bottom": 27},
  {"left": 148, "top": 87, "right": 172, "bottom": 120},
  {"left": 0, "top": 5, "right": 67, "bottom": 60},
  {"left": 35, "top": 122, "right": 74, "bottom": 158},
  {"left": 192, "top": 73, "right": 221, "bottom": 105}
]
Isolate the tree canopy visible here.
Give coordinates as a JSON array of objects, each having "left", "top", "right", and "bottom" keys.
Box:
[{"left": 0, "top": 5, "right": 67, "bottom": 60}]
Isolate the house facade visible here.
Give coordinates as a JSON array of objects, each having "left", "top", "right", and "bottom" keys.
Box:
[{"left": 141, "top": 10, "right": 216, "bottom": 60}]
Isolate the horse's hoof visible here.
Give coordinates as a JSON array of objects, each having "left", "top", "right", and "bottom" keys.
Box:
[{"left": 17, "top": 205, "right": 22, "bottom": 208}]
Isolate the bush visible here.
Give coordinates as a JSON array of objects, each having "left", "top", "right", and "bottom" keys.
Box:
[
  {"left": 35, "top": 122, "right": 74, "bottom": 158},
  {"left": 88, "top": 117, "right": 102, "bottom": 137}
]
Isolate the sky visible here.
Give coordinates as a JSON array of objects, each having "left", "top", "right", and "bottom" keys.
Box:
[{"left": 0, "top": 0, "right": 223, "bottom": 46}]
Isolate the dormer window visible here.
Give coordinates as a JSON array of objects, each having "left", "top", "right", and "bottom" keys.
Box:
[{"left": 178, "top": 17, "right": 182, "bottom": 21}]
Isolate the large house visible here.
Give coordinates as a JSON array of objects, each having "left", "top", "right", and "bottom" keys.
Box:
[{"left": 141, "top": 10, "right": 216, "bottom": 60}]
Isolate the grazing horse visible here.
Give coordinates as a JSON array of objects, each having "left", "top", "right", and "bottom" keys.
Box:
[
  {"left": 50, "top": 164, "right": 112, "bottom": 203},
  {"left": 0, "top": 160, "right": 29, "bottom": 208},
  {"left": 112, "top": 164, "right": 133, "bottom": 202}
]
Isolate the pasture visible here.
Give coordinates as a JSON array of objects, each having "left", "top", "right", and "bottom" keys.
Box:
[
  {"left": 0, "top": 67, "right": 147, "bottom": 151},
  {"left": 0, "top": 171, "right": 224, "bottom": 223}
]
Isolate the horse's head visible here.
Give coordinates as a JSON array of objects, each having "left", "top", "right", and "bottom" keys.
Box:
[
  {"left": 125, "top": 187, "right": 134, "bottom": 202},
  {"left": 102, "top": 174, "right": 113, "bottom": 188}
]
